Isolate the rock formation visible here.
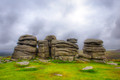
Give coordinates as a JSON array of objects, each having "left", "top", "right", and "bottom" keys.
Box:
[
  {"left": 76, "top": 39, "right": 106, "bottom": 63},
  {"left": 52, "top": 40, "right": 79, "bottom": 61},
  {"left": 12, "top": 35, "right": 37, "bottom": 60},
  {"left": 12, "top": 34, "right": 106, "bottom": 62},
  {"left": 38, "top": 35, "right": 57, "bottom": 58},
  {"left": 38, "top": 35, "right": 79, "bottom": 61}
]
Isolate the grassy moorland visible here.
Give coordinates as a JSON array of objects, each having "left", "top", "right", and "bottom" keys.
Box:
[
  {"left": 106, "top": 50, "right": 120, "bottom": 61},
  {"left": 0, "top": 58, "right": 120, "bottom": 80}
]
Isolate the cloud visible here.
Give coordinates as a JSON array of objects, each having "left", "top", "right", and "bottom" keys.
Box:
[
  {"left": 112, "top": 17, "right": 120, "bottom": 39},
  {"left": 0, "top": 0, "right": 120, "bottom": 53}
]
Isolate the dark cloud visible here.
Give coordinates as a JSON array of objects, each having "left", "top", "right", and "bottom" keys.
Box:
[
  {"left": 112, "top": 17, "right": 120, "bottom": 39},
  {"left": 28, "top": 19, "right": 45, "bottom": 35},
  {"left": 87, "top": 0, "right": 115, "bottom": 8},
  {"left": 0, "top": 11, "right": 19, "bottom": 44}
]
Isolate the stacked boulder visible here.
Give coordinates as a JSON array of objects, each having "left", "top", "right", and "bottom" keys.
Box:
[
  {"left": 38, "top": 35, "right": 57, "bottom": 59},
  {"left": 38, "top": 40, "right": 49, "bottom": 58},
  {"left": 52, "top": 38, "right": 79, "bottom": 61},
  {"left": 12, "top": 35, "right": 37, "bottom": 60},
  {"left": 82, "top": 39, "right": 106, "bottom": 63}
]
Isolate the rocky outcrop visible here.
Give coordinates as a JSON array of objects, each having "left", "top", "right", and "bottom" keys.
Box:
[
  {"left": 38, "top": 35, "right": 79, "bottom": 61},
  {"left": 75, "top": 39, "right": 106, "bottom": 63},
  {"left": 12, "top": 34, "right": 106, "bottom": 63},
  {"left": 12, "top": 35, "right": 37, "bottom": 60},
  {"left": 52, "top": 40, "right": 79, "bottom": 61}
]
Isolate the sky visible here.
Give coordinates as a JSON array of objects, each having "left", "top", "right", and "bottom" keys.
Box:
[{"left": 0, "top": 0, "right": 120, "bottom": 53}]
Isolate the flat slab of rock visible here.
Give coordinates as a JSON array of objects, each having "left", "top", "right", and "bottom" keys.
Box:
[
  {"left": 115, "top": 67, "right": 120, "bottom": 69},
  {"left": 54, "top": 74, "right": 63, "bottom": 77},
  {"left": 67, "top": 38, "right": 77, "bottom": 43},
  {"left": 107, "top": 62, "right": 118, "bottom": 66},
  {"left": 45, "top": 35, "right": 57, "bottom": 40},
  {"left": 16, "top": 61, "right": 29, "bottom": 66},
  {"left": 84, "top": 39, "right": 103, "bottom": 44},
  {"left": 38, "top": 59, "right": 50, "bottom": 63},
  {"left": 82, "top": 66, "right": 93, "bottom": 70},
  {"left": 19, "top": 35, "right": 37, "bottom": 41}
]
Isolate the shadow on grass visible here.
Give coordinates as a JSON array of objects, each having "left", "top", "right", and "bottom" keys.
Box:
[
  {"left": 50, "top": 72, "right": 63, "bottom": 77},
  {"left": 14, "top": 64, "right": 29, "bottom": 68},
  {"left": 51, "top": 60, "right": 75, "bottom": 63},
  {"left": 80, "top": 69, "right": 97, "bottom": 73},
  {"left": 16, "top": 67, "right": 38, "bottom": 71}
]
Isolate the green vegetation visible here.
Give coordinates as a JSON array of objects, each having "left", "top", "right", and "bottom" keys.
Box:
[{"left": 0, "top": 59, "right": 120, "bottom": 80}]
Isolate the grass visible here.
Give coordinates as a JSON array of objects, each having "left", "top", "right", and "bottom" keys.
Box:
[{"left": 0, "top": 59, "right": 120, "bottom": 80}]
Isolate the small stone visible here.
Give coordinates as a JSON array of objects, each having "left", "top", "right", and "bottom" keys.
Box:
[
  {"left": 107, "top": 62, "right": 118, "bottom": 66},
  {"left": 11, "top": 59, "right": 18, "bottom": 61},
  {"left": 4, "top": 60, "right": 11, "bottom": 63},
  {"left": 82, "top": 66, "right": 93, "bottom": 70},
  {"left": 115, "top": 67, "right": 120, "bottom": 69},
  {"left": 54, "top": 74, "right": 63, "bottom": 77},
  {"left": 16, "top": 61, "right": 29, "bottom": 66}
]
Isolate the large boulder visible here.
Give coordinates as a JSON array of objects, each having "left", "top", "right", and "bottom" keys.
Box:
[
  {"left": 84, "top": 39, "right": 103, "bottom": 45},
  {"left": 12, "top": 35, "right": 37, "bottom": 60}
]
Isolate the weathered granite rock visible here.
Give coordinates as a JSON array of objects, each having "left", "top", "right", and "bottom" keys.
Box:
[
  {"left": 82, "top": 66, "right": 93, "bottom": 70},
  {"left": 16, "top": 61, "right": 29, "bottom": 66},
  {"left": 38, "top": 40, "right": 49, "bottom": 58},
  {"left": 51, "top": 40, "right": 79, "bottom": 61},
  {"left": 45, "top": 35, "right": 57, "bottom": 41},
  {"left": 82, "top": 39, "right": 106, "bottom": 63},
  {"left": 12, "top": 35, "right": 37, "bottom": 60},
  {"left": 84, "top": 39, "right": 103, "bottom": 45},
  {"left": 0, "top": 59, "right": 1, "bottom": 63},
  {"left": 107, "top": 62, "right": 118, "bottom": 65},
  {"left": 75, "top": 53, "right": 91, "bottom": 62},
  {"left": 67, "top": 38, "right": 77, "bottom": 43},
  {"left": 37, "top": 35, "right": 79, "bottom": 61},
  {"left": 12, "top": 34, "right": 107, "bottom": 63},
  {"left": 19, "top": 35, "right": 37, "bottom": 41},
  {"left": 93, "top": 60, "right": 106, "bottom": 63},
  {"left": 38, "top": 35, "right": 56, "bottom": 59}
]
